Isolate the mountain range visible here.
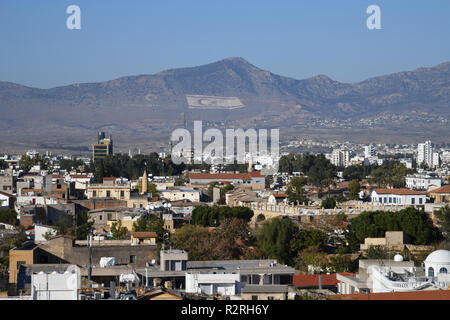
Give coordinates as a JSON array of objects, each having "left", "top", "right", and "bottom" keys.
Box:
[{"left": 0, "top": 57, "right": 449, "bottom": 153}]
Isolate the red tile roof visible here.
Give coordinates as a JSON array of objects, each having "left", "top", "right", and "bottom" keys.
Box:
[
  {"left": 293, "top": 274, "right": 338, "bottom": 287},
  {"left": 430, "top": 185, "right": 450, "bottom": 194},
  {"left": 70, "top": 174, "right": 90, "bottom": 179},
  {"left": 272, "top": 194, "right": 287, "bottom": 198},
  {"left": 132, "top": 231, "right": 157, "bottom": 238},
  {"left": 249, "top": 171, "right": 264, "bottom": 177},
  {"left": 373, "top": 188, "right": 427, "bottom": 195}
]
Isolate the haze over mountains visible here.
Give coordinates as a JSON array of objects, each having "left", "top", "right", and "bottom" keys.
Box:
[{"left": 0, "top": 57, "right": 449, "bottom": 153}]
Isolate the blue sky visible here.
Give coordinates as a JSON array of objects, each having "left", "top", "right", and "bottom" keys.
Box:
[{"left": 0, "top": 0, "right": 449, "bottom": 88}]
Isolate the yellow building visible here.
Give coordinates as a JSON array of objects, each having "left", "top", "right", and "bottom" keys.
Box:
[
  {"left": 92, "top": 132, "right": 113, "bottom": 161},
  {"left": 87, "top": 178, "right": 131, "bottom": 201},
  {"left": 8, "top": 242, "right": 37, "bottom": 284},
  {"left": 429, "top": 185, "right": 450, "bottom": 203}
]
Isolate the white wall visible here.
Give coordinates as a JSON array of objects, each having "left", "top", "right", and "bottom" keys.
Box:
[
  {"left": 35, "top": 225, "right": 57, "bottom": 243},
  {"left": 32, "top": 269, "right": 80, "bottom": 300},
  {"left": 185, "top": 273, "right": 241, "bottom": 296}
]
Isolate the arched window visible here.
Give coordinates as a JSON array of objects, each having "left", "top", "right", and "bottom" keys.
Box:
[
  {"left": 428, "top": 267, "right": 434, "bottom": 277},
  {"left": 439, "top": 267, "right": 448, "bottom": 274}
]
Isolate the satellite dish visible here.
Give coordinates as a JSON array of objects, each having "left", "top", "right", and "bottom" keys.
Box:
[
  {"left": 163, "top": 203, "right": 168, "bottom": 208},
  {"left": 167, "top": 203, "right": 172, "bottom": 208}
]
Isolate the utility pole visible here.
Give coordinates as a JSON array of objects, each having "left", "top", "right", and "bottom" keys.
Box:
[{"left": 88, "top": 234, "right": 92, "bottom": 289}]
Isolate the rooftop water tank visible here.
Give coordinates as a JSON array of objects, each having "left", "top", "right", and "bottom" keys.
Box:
[{"left": 394, "top": 254, "right": 404, "bottom": 262}]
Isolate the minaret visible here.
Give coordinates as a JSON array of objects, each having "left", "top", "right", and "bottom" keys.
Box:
[
  {"left": 141, "top": 169, "right": 148, "bottom": 195},
  {"left": 248, "top": 157, "right": 253, "bottom": 172}
]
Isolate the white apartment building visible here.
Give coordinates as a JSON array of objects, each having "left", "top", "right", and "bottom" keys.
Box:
[
  {"left": 331, "top": 149, "right": 351, "bottom": 167},
  {"left": 418, "top": 141, "right": 439, "bottom": 167},
  {"left": 364, "top": 145, "right": 376, "bottom": 158},
  {"left": 405, "top": 174, "right": 442, "bottom": 191}
]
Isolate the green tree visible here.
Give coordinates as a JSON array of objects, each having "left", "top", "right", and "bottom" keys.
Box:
[
  {"left": 257, "top": 218, "right": 298, "bottom": 265},
  {"left": 191, "top": 205, "right": 253, "bottom": 227},
  {"left": 0, "top": 209, "right": 18, "bottom": 225},
  {"left": 364, "top": 246, "right": 390, "bottom": 259},
  {"left": 19, "top": 154, "right": 49, "bottom": 172},
  {"left": 291, "top": 229, "right": 328, "bottom": 253},
  {"left": 170, "top": 224, "right": 212, "bottom": 260},
  {"left": 434, "top": 205, "right": 450, "bottom": 239},
  {"left": 327, "top": 254, "right": 354, "bottom": 273},
  {"left": 111, "top": 221, "right": 129, "bottom": 240},
  {"left": 321, "top": 197, "right": 336, "bottom": 209},
  {"left": 0, "top": 159, "right": 8, "bottom": 170},
  {"left": 348, "top": 179, "right": 361, "bottom": 200},
  {"left": 53, "top": 211, "right": 93, "bottom": 240},
  {"left": 286, "top": 177, "right": 308, "bottom": 204},
  {"left": 295, "top": 245, "right": 328, "bottom": 273},
  {"left": 346, "top": 208, "right": 442, "bottom": 251},
  {"left": 265, "top": 175, "right": 273, "bottom": 188},
  {"left": 133, "top": 214, "right": 164, "bottom": 243}
]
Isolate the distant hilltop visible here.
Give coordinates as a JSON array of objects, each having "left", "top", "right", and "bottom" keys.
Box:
[{"left": 0, "top": 57, "right": 449, "bottom": 151}]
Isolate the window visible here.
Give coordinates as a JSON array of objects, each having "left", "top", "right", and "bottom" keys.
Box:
[
  {"left": 388, "top": 197, "right": 392, "bottom": 204},
  {"left": 99, "top": 215, "right": 102, "bottom": 221},
  {"left": 411, "top": 198, "right": 415, "bottom": 205},
  {"left": 107, "top": 213, "right": 112, "bottom": 220},
  {"left": 419, "top": 198, "right": 423, "bottom": 204},
  {"left": 383, "top": 197, "right": 387, "bottom": 203},
  {"left": 439, "top": 267, "right": 447, "bottom": 274},
  {"left": 251, "top": 295, "right": 258, "bottom": 300},
  {"left": 17, "top": 261, "right": 26, "bottom": 270},
  {"left": 130, "top": 255, "right": 137, "bottom": 263},
  {"left": 106, "top": 191, "right": 111, "bottom": 197},
  {"left": 428, "top": 267, "right": 434, "bottom": 277},
  {"left": 120, "top": 191, "right": 124, "bottom": 198},
  {"left": 393, "top": 198, "right": 396, "bottom": 204},
  {"left": 93, "top": 191, "right": 97, "bottom": 197}
]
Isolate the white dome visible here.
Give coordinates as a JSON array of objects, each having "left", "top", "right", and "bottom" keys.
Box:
[
  {"left": 394, "top": 254, "right": 403, "bottom": 262},
  {"left": 424, "top": 250, "right": 450, "bottom": 264}
]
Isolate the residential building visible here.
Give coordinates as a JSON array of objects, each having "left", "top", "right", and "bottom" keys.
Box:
[
  {"left": 417, "top": 140, "right": 439, "bottom": 167},
  {"left": 131, "top": 232, "right": 157, "bottom": 246},
  {"left": 87, "top": 178, "right": 131, "bottom": 201},
  {"left": 337, "top": 250, "right": 450, "bottom": 294},
  {"left": 405, "top": 173, "right": 442, "bottom": 191},
  {"left": 331, "top": 149, "right": 351, "bottom": 167},
  {"left": 159, "top": 188, "right": 200, "bottom": 202},
  {"left": 185, "top": 272, "right": 241, "bottom": 296},
  {"left": 429, "top": 185, "right": 450, "bottom": 203},
  {"left": 268, "top": 193, "right": 288, "bottom": 205},
  {"left": 364, "top": 145, "right": 376, "bottom": 158},
  {"left": 370, "top": 188, "right": 427, "bottom": 206},
  {"left": 0, "top": 191, "right": 14, "bottom": 208},
  {"left": 0, "top": 175, "right": 15, "bottom": 195},
  {"left": 189, "top": 172, "right": 265, "bottom": 190}
]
